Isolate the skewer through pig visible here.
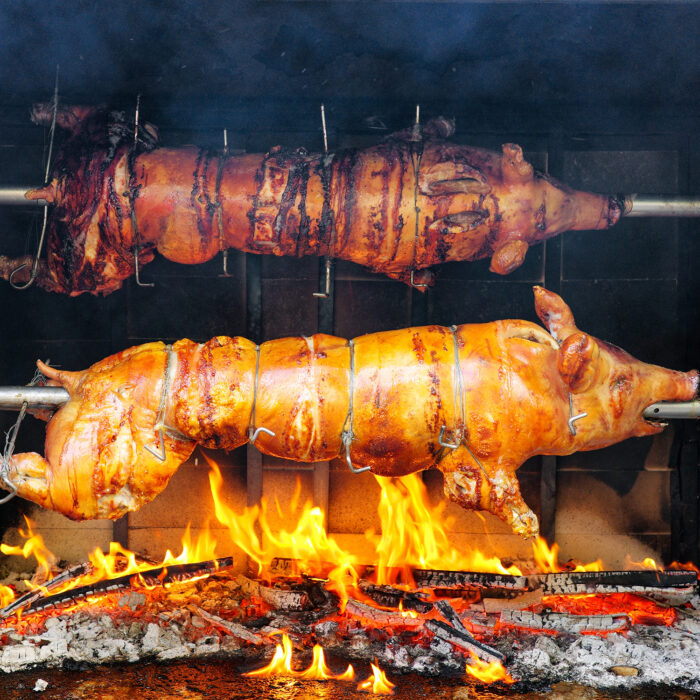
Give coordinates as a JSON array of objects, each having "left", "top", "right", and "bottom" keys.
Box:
[{"left": 2, "top": 288, "right": 695, "bottom": 538}]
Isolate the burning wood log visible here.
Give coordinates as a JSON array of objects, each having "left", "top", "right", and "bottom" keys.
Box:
[
  {"left": 538, "top": 569, "right": 698, "bottom": 595},
  {"left": 0, "top": 557, "right": 234, "bottom": 618},
  {"left": 424, "top": 619, "right": 505, "bottom": 663},
  {"left": 3, "top": 289, "right": 695, "bottom": 539},
  {"left": 343, "top": 598, "right": 426, "bottom": 629},
  {"left": 499, "top": 609, "right": 630, "bottom": 634},
  {"left": 2, "top": 105, "right": 625, "bottom": 295}
]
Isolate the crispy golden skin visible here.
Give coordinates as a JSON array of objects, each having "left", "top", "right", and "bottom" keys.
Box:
[{"left": 5, "top": 289, "right": 696, "bottom": 536}]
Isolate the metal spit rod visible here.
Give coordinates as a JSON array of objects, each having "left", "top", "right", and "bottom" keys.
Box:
[
  {"left": 0, "top": 385, "right": 696, "bottom": 420},
  {"left": 0, "top": 187, "right": 48, "bottom": 207},
  {"left": 1, "top": 187, "right": 700, "bottom": 217},
  {"left": 623, "top": 195, "right": 700, "bottom": 217}
]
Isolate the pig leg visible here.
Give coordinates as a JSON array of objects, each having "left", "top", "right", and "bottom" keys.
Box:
[
  {"left": 3, "top": 453, "right": 52, "bottom": 511},
  {"left": 438, "top": 448, "right": 538, "bottom": 538}
]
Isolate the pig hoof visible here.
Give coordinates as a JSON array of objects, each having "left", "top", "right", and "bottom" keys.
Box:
[{"left": 511, "top": 508, "right": 539, "bottom": 538}]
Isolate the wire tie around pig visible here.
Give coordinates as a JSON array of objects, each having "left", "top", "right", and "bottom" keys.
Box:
[
  {"left": 439, "top": 325, "right": 465, "bottom": 450},
  {"left": 247, "top": 344, "right": 276, "bottom": 445},
  {"left": 342, "top": 339, "right": 371, "bottom": 474},
  {"left": 408, "top": 130, "right": 427, "bottom": 289},
  {"left": 144, "top": 345, "right": 174, "bottom": 461}
]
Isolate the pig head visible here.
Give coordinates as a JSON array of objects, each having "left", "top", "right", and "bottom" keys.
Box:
[{"left": 439, "top": 286, "right": 698, "bottom": 538}]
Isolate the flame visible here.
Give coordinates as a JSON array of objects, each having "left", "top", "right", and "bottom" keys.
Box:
[
  {"left": 399, "top": 600, "right": 417, "bottom": 619},
  {"left": 243, "top": 633, "right": 355, "bottom": 680},
  {"left": 0, "top": 516, "right": 56, "bottom": 587},
  {"left": 624, "top": 555, "right": 659, "bottom": 570},
  {"left": 357, "top": 663, "right": 395, "bottom": 694},
  {"left": 465, "top": 653, "right": 515, "bottom": 684},
  {"left": 368, "top": 474, "right": 522, "bottom": 582},
  {"left": 532, "top": 537, "right": 602, "bottom": 573}
]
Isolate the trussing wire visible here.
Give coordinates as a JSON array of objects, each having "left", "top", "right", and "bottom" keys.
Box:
[
  {"left": 247, "top": 343, "right": 276, "bottom": 445},
  {"left": 342, "top": 339, "right": 370, "bottom": 474},
  {"left": 0, "top": 363, "right": 50, "bottom": 503},
  {"left": 10, "top": 66, "right": 60, "bottom": 290}
]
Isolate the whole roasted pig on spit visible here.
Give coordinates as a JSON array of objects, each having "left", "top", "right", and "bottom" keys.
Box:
[
  {"left": 0, "top": 105, "right": 623, "bottom": 295},
  {"left": 1, "top": 288, "right": 695, "bottom": 538}
]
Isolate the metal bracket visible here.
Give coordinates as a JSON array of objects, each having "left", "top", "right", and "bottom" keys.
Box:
[
  {"left": 249, "top": 426, "right": 275, "bottom": 445},
  {"left": 342, "top": 431, "right": 371, "bottom": 474}
]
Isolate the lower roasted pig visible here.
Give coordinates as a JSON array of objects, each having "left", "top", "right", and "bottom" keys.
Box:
[{"left": 2, "top": 288, "right": 696, "bottom": 537}]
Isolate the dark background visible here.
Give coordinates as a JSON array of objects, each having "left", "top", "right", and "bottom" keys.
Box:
[{"left": 0, "top": 1, "right": 698, "bottom": 563}]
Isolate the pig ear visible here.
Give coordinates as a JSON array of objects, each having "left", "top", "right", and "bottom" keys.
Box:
[
  {"left": 557, "top": 332, "right": 601, "bottom": 393},
  {"left": 533, "top": 287, "right": 579, "bottom": 342},
  {"left": 489, "top": 240, "right": 529, "bottom": 275}
]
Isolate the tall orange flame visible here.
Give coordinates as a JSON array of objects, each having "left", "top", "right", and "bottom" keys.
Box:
[
  {"left": 0, "top": 516, "right": 56, "bottom": 587},
  {"left": 532, "top": 537, "right": 602, "bottom": 573}
]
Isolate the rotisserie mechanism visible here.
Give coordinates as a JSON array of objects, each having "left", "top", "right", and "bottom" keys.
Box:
[
  {"left": 0, "top": 104, "right": 623, "bottom": 295},
  {"left": 2, "top": 287, "right": 695, "bottom": 537}
]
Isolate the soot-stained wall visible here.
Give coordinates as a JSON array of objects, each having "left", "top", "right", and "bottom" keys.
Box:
[{"left": 0, "top": 1, "right": 698, "bottom": 567}]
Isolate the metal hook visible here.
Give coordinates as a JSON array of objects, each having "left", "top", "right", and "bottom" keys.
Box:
[
  {"left": 10, "top": 66, "right": 59, "bottom": 291},
  {"left": 438, "top": 425, "right": 460, "bottom": 450},
  {"left": 343, "top": 431, "right": 371, "bottom": 474},
  {"left": 313, "top": 257, "right": 333, "bottom": 298},
  {"left": 144, "top": 426, "right": 166, "bottom": 462},
  {"left": 409, "top": 269, "right": 428, "bottom": 289},
  {"left": 249, "top": 426, "right": 275, "bottom": 445},
  {"left": 567, "top": 393, "right": 588, "bottom": 436}
]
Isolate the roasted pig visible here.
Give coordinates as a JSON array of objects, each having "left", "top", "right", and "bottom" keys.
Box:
[
  {"left": 3, "top": 288, "right": 695, "bottom": 537},
  {"left": 2, "top": 105, "right": 623, "bottom": 295}
]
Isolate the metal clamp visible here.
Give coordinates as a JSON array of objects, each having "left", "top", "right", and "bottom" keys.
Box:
[
  {"left": 408, "top": 105, "right": 426, "bottom": 291},
  {"left": 219, "top": 129, "right": 231, "bottom": 277},
  {"left": 246, "top": 344, "right": 276, "bottom": 447},
  {"left": 567, "top": 392, "right": 588, "bottom": 436}
]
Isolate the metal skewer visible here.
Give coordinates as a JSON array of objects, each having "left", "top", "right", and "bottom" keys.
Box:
[{"left": 0, "top": 385, "right": 696, "bottom": 420}]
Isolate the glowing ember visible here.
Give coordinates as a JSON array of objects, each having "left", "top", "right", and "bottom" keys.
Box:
[
  {"left": 465, "top": 652, "right": 515, "bottom": 684},
  {"left": 540, "top": 593, "right": 677, "bottom": 627},
  {"left": 243, "top": 633, "right": 355, "bottom": 680},
  {"left": 357, "top": 663, "right": 395, "bottom": 694}
]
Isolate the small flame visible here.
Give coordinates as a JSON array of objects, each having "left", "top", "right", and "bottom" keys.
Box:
[
  {"left": 532, "top": 537, "right": 602, "bottom": 573},
  {"left": 465, "top": 653, "right": 515, "bottom": 684},
  {"left": 357, "top": 663, "right": 395, "bottom": 694},
  {"left": 243, "top": 633, "right": 355, "bottom": 680},
  {"left": 624, "top": 555, "right": 659, "bottom": 571},
  {"left": 399, "top": 600, "right": 417, "bottom": 618},
  {"left": 0, "top": 517, "right": 56, "bottom": 587}
]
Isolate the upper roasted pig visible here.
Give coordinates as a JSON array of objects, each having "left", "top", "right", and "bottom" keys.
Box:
[
  {"left": 3, "top": 288, "right": 695, "bottom": 538},
  {"left": 1, "top": 105, "right": 623, "bottom": 295}
]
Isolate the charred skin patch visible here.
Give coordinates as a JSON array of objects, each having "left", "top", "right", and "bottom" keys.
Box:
[{"left": 609, "top": 374, "right": 632, "bottom": 419}]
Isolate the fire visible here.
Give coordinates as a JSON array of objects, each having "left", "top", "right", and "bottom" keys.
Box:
[
  {"left": 357, "top": 663, "right": 395, "bottom": 694},
  {"left": 368, "top": 474, "right": 522, "bottom": 582},
  {"left": 465, "top": 653, "right": 515, "bottom": 684},
  {"left": 0, "top": 516, "right": 56, "bottom": 587},
  {"left": 243, "top": 633, "right": 354, "bottom": 680},
  {"left": 532, "top": 537, "right": 602, "bottom": 573}
]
